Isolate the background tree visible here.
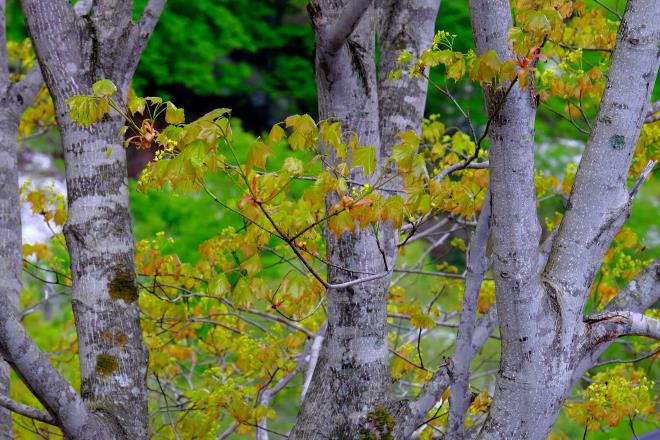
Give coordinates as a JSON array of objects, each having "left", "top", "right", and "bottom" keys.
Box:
[{"left": 0, "top": 1, "right": 42, "bottom": 436}]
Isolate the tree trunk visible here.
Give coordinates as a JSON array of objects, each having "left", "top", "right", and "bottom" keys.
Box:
[
  {"left": 467, "top": 0, "right": 660, "bottom": 438},
  {"left": 60, "top": 116, "right": 149, "bottom": 438},
  {"left": 0, "top": 114, "right": 21, "bottom": 440},
  {"left": 0, "top": 1, "right": 44, "bottom": 428},
  {"left": 19, "top": 1, "right": 166, "bottom": 437},
  {"left": 292, "top": 1, "right": 440, "bottom": 438},
  {"left": 290, "top": 3, "right": 390, "bottom": 438}
]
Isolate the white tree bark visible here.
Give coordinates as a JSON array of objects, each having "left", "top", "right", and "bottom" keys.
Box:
[
  {"left": 5, "top": 1, "right": 167, "bottom": 438},
  {"left": 466, "top": 0, "right": 660, "bottom": 438}
]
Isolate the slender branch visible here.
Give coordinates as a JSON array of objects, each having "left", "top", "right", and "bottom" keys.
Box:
[
  {"left": 629, "top": 160, "right": 656, "bottom": 198},
  {"left": 585, "top": 311, "right": 660, "bottom": 346},
  {"left": 217, "top": 423, "right": 240, "bottom": 440},
  {"left": 301, "top": 324, "right": 325, "bottom": 399},
  {"left": 555, "top": 41, "right": 613, "bottom": 53},
  {"left": 392, "top": 268, "right": 473, "bottom": 280},
  {"left": 434, "top": 160, "right": 489, "bottom": 182},
  {"left": 154, "top": 374, "right": 181, "bottom": 440},
  {"left": 592, "top": 347, "right": 660, "bottom": 368},
  {"left": 447, "top": 190, "right": 491, "bottom": 438},
  {"left": 604, "top": 259, "right": 660, "bottom": 313},
  {"left": 0, "top": 395, "right": 55, "bottom": 425},
  {"left": 645, "top": 101, "right": 660, "bottom": 123},
  {"left": 256, "top": 343, "right": 311, "bottom": 440},
  {"left": 392, "top": 306, "right": 498, "bottom": 438},
  {"left": 399, "top": 217, "right": 450, "bottom": 246},
  {"left": 11, "top": 64, "right": 43, "bottom": 113},
  {"left": 593, "top": 0, "right": 622, "bottom": 19},
  {"left": 571, "top": 258, "right": 660, "bottom": 386}
]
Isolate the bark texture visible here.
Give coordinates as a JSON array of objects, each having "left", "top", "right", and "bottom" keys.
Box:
[
  {"left": 290, "top": 1, "right": 440, "bottom": 438},
  {"left": 446, "top": 190, "right": 491, "bottom": 439},
  {"left": 291, "top": 3, "right": 388, "bottom": 438},
  {"left": 466, "top": 0, "right": 660, "bottom": 438},
  {"left": 14, "top": 1, "right": 166, "bottom": 438}
]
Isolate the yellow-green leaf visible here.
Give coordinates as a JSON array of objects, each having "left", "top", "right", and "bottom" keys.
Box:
[
  {"left": 165, "top": 102, "right": 185, "bottom": 124},
  {"left": 246, "top": 140, "right": 272, "bottom": 172},
  {"left": 353, "top": 145, "right": 376, "bottom": 176},
  {"left": 267, "top": 124, "right": 286, "bottom": 145},
  {"left": 92, "top": 79, "right": 117, "bottom": 97}
]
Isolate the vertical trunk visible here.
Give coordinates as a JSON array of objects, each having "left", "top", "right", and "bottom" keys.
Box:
[
  {"left": 20, "top": 1, "right": 166, "bottom": 436},
  {"left": 0, "top": 1, "right": 18, "bottom": 435},
  {"left": 60, "top": 116, "right": 148, "bottom": 439},
  {"left": 377, "top": 0, "right": 439, "bottom": 155},
  {"left": 290, "top": 3, "right": 391, "bottom": 438},
  {"left": 468, "top": 0, "right": 660, "bottom": 437},
  {"left": 292, "top": 2, "right": 441, "bottom": 437},
  {"left": 467, "top": 1, "right": 569, "bottom": 438},
  {"left": 0, "top": 114, "right": 21, "bottom": 440},
  {"left": 0, "top": 86, "right": 123, "bottom": 437}
]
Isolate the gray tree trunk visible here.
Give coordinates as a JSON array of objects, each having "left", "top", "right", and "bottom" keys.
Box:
[
  {"left": 290, "top": 1, "right": 439, "bottom": 438},
  {"left": 0, "top": 1, "right": 168, "bottom": 438},
  {"left": 0, "top": 111, "right": 23, "bottom": 440},
  {"left": 466, "top": 0, "right": 660, "bottom": 438}
]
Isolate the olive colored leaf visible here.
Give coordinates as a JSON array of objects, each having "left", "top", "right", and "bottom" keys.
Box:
[
  {"left": 470, "top": 50, "right": 502, "bottom": 84},
  {"left": 267, "top": 124, "right": 286, "bottom": 145},
  {"left": 328, "top": 210, "right": 355, "bottom": 236},
  {"left": 128, "top": 96, "right": 146, "bottom": 115},
  {"left": 246, "top": 140, "right": 272, "bottom": 172},
  {"left": 65, "top": 95, "right": 111, "bottom": 127},
  {"left": 283, "top": 157, "right": 304, "bottom": 175}
]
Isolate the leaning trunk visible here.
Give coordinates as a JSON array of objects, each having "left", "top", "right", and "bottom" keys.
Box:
[{"left": 0, "top": 114, "right": 21, "bottom": 440}]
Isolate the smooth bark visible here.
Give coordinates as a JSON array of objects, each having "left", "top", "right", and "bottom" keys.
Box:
[
  {"left": 466, "top": 0, "right": 660, "bottom": 438},
  {"left": 446, "top": 190, "right": 491, "bottom": 439}
]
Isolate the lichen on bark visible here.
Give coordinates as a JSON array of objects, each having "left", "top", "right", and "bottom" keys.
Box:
[
  {"left": 108, "top": 267, "right": 138, "bottom": 303},
  {"left": 95, "top": 353, "right": 118, "bottom": 377}
]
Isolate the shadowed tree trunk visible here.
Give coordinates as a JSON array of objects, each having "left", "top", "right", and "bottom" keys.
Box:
[{"left": 0, "top": 1, "right": 43, "bottom": 437}]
